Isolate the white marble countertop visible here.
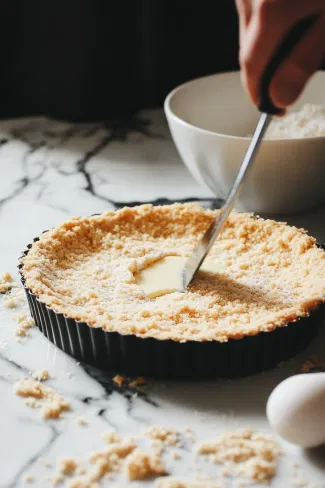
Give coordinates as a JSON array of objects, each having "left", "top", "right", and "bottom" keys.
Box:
[{"left": 1, "top": 110, "right": 325, "bottom": 488}]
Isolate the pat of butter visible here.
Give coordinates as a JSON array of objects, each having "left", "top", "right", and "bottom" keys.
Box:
[
  {"left": 135, "top": 256, "right": 187, "bottom": 298},
  {"left": 134, "top": 255, "right": 227, "bottom": 298}
]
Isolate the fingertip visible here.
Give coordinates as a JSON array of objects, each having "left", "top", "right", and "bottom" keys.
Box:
[{"left": 269, "top": 79, "right": 304, "bottom": 109}]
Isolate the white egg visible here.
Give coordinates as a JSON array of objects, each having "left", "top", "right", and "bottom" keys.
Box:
[{"left": 266, "top": 373, "right": 325, "bottom": 448}]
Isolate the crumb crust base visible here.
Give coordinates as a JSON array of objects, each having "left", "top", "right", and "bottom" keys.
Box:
[{"left": 19, "top": 238, "right": 324, "bottom": 379}]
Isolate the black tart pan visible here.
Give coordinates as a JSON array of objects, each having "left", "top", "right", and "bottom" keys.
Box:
[{"left": 18, "top": 238, "right": 325, "bottom": 380}]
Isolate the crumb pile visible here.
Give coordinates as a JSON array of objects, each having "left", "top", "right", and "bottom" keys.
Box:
[
  {"left": 145, "top": 426, "right": 179, "bottom": 448},
  {"left": 14, "top": 314, "right": 35, "bottom": 337},
  {"left": 3, "top": 286, "right": 25, "bottom": 309},
  {"left": 125, "top": 450, "right": 167, "bottom": 481},
  {"left": 14, "top": 377, "right": 70, "bottom": 419},
  {"left": 51, "top": 437, "right": 166, "bottom": 486},
  {"left": 21, "top": 203, "right": 325, "bottom": 343},
  {"left": 197, "top": 428, "right": 281, "bottom": 483},
  {"left": 21, "top": 421, "right": 282, "bottom": 487},
  {"left": 32, "top": 369, "right": 49, "bottom": 381},
  {"left": 0, "top": 271, "right": 13, "bottom": 293}
]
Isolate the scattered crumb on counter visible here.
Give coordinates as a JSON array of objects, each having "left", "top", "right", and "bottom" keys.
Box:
[
  {"left": 57, "top": 457, "right": 78, "bottom": 475},
  {"left": 197, "top": 428, "right": 281, "bottom": 483},
  {"left": 113, "top": 374, "right": 125, "bottom": 387},
  {"left": 171, "top": 450, "right": 181, "bottom": 460},
  {"left": 49, "top": 474, "right": 64, "bottom": 486},
  {"left": 32, "top": 369, "right": 49, "bottom": 381},
  {"left": 0, "top": 271, "right": 12, "bottom": 293},
  {"left": 23, "top": 474, "right": 34, "bottom": 483},
  {"left": 0, "top": 338, "right": 8, "bottom": 351},
  {"left": 145, "top": 426, "right": 178, "bottom": 447},
  {"left": 3, "top": 287, "right": 25, "bottom": 308},
  {"left": 15, "top": 317, "right": 35, "bottom": 337},
  {"left": 184, "top": 426, "right": 196, "bottom": 442},
  {"left": 125, "top": 450, "right": 167, "bottom": 480},
  {"left": 300, "top": 355, "right": 325, "bottom": 373},
  {"left": 129, "top": 376, "right": 147, "bottom": 388},
  {"left": 13, "top": 313, "right": 27, "bottom": 322},
  {"left": 76, "top": 416, "right": 88, "bottom": 426},
  {"left": 14, "top": 377, "right": 70, "bottom": 419},
  {"left": 154, "top": 477, "right": 222, "bottom": 488},
  {"left": 220, "top": 467, "right": 230, "bottom": 477},
  {"left": 39, "top": 458, "right": 52, "bottom": 469},
  {"left": 101, "top": 431, "right": 120, "bottom": 444}
]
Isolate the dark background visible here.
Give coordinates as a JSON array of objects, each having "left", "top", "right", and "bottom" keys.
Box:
[{"left": 0, "top": 1, "right": 239, "bottom": 122}]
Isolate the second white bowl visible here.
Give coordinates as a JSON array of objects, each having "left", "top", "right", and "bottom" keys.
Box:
[{"left": 164, "top": 71, "right": 325, "bottom": 214}]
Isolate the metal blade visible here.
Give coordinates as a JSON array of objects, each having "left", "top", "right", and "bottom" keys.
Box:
[{"left": 182, "top": 112, "right": 272, "bottom": 289}]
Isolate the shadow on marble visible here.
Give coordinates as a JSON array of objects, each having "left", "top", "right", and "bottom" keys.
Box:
[
  {"left": 152, "top": 326, "right": 325, "bottom": 418},
  {"left": 304, "top": 444, "right": 325, "bottom": 471}
]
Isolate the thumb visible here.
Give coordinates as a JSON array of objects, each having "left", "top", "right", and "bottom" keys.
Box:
[{"left": 270, "top": 15, "right": 325, "bottom": 108}]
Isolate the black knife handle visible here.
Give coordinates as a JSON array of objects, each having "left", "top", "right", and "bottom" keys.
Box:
[{"left": 258, "top": 15, "right": 318, "bottom": 115}]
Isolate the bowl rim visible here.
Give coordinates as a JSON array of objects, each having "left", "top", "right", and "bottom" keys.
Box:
[{"left": 164, "top": 70, "right": 325, "bottom": 143}]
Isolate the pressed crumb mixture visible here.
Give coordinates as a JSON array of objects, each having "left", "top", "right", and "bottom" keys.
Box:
[
  {"left": 14, "top": 377, "right": 70, "bottom": 419},
  {"left": 197, "top": 428, "right": 281, "bottom": 483},
  {"left": 21, "top": 203, "right": 325, "bottom": 343}
]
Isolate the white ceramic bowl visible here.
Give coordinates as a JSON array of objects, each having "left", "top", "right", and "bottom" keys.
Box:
[{"left": 164, "top": 70, "right": 325, "bottom": 214}]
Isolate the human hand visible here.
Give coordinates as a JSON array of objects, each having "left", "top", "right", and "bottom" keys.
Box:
[{"left": 236, "top": 0, "right": 325, "bottom": 110}]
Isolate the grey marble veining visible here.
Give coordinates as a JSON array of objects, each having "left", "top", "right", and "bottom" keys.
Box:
[{"left": 0, "top": 110, "right": 325, "bottom": 487}]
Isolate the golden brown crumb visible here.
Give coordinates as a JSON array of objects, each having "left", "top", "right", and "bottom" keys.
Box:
[
  {"left": 32, "top": 369, "right": 49, "bottom": 381},
  {"left": 300, "top": 355, "right": 325, "bottom": 373},
  {"left": 57, "top": 457, "right": 78, "bottom": 475},
  {"left": 21, "top": 204, "right": 325, "bottom": 343},
  {"left": 171, "top": 450, "right": 181, "bottom": 460},
  {"left": 0, "top": 271, "right": 12, "bottom": 293},
  {"left": 197, "top": 428, "right": 281, "bottom": 483},
  {"left": 220, "top": 467, "right": 230, "bottom": 477},
  {"left": 184, "top": 427, "right": 196, "bottom": 442},
  {"left": 39, "top": 458, "right": 52, "bottom": 469},
  {"left": 154, "top": 477, "right": 221, "bottom": 488},
  {"left": 15, "top": 317, "right": 35, "bottom": 337},
  {"left": 101, "top": 431, "right": 120, "bottom": 444},
  {"left": 76, "top": 416, "right": 88, "bottom": 426},
  {"left": 112, "top": 374, "right": 125, "bottom": 387},
  {"left": 145, "top": 426, "right": 178, "bottom": 446},
  {"left": 125, "top": 450, "right": 167, "bottom": 480},
  {"left": 49, "top": 473, "right": 63, "bottom": 486},
  {"left": 3, "top": 287, "right": 25, "bottom": 309},
  {"left": 23, "top": 474, "right": 34, "bottom": 483},
  {"left": 62, "top": 439, "right": 136, "bottom": 487},
  {"left": 14, "top": 378, "right": 70, "bottom": 419},
  {"left": 129, "top": 376, "right": 147, "bottom": 388}
]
